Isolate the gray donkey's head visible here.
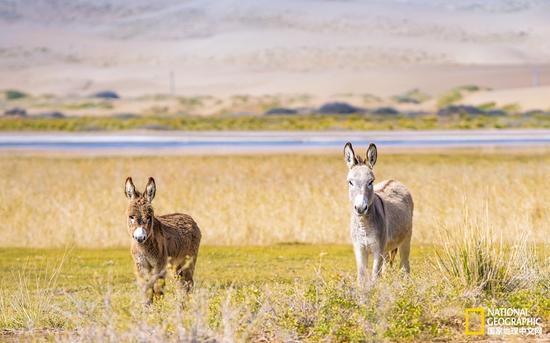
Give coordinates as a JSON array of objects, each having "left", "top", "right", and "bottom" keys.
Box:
[{"left": 344, "top": 142, "right": 377, "bottom": 215}]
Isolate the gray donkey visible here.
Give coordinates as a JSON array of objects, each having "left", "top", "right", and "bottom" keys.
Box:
[{"left": 344, "top": 142, "right": 413, "bottom": 284}]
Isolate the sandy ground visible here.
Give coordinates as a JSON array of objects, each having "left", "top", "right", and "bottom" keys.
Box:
[{"left": 1, "top": 0, "right": 550, "bottom": 111}]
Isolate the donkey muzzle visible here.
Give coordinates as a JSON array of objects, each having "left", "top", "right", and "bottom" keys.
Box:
[
  {"left": 353, "top": 195, "right": 368, "bottom": 215},
  {"left": 133, "top": 227, "right": 147, "bottom": 243}
]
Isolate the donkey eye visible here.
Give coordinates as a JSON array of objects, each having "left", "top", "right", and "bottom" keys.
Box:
[
  {"left": 348, "top": 180, "right": 353, "bottom": 186},
  {"left": 368, "top": 180, "right": 374, "bottom": 186}
]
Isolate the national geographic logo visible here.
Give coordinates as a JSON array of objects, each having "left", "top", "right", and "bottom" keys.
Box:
[{"left": 465, "top": 307, "right": 543, "bottom": 337}]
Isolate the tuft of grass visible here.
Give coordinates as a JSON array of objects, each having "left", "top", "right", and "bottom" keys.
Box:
[
  {"left": 0, "top": 252, "right": 67, "bottom": 330},
  {"left": 434, "top": 222, "right": 540, "bottom": 295}
]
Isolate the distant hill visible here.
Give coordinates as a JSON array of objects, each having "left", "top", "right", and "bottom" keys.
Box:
[{"left": 1, "top": 0, "right": 549, "bottom": 97}]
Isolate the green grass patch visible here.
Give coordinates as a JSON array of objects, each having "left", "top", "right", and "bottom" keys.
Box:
[{"left": 0, "top": 245, "right": 547, "bottom": 341}]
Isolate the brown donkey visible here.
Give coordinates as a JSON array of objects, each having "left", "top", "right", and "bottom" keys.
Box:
[{"left": 124, "top": 177, "right": 201, "bottom": 304}]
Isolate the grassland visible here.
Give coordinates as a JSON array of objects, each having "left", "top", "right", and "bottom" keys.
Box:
[
  {"left": 1, "top": 151, "right": 549, "bottom": 247},
  {"left": 0, "top": 150, "right": 549, "bottom": 341},
  {"left": 1, "top": 244, "right": 548, "bottom": 341},
  {"left": 1, "top": 113, "right": 550, "bottom": 131}
]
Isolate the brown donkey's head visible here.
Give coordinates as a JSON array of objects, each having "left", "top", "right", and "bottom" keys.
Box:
[
  {"left": 124, "top": 177, "right": 156, "bottom": 244},
  {"left": 344, "top": 142, "right": 377, "bottom": 216}
]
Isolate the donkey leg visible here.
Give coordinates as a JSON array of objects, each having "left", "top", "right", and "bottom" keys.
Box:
[
  {"left": 399, "top": 234, "right": 412, "bottom": 274},
  {"left": 181, "top": 269, "right": 194, "bottom": 293},
  {"left": 382, "top": 249, "right": 397, "bottom": 273},
  {"left": 153, "top": 275, "right": 166, "bottom": 298},
  {"left": 372, "top": 251, "right": 384, "bottom": 280},
  {"left": 134, "top": 259, "right": 154, "bottom": 305},
  {"left": 138, "top": 273, "right": 154, "bottom": 305},
  {"left": 353, "top": 243, "right": 369, "bottom": 286},
  {"left": 389, "top": 249, "right": 398, "bottom": 267},
  {"left": 176, "top": 265, "right": 194, "bottom": 293},
  {"left": 176, "top": 256, "right": 196, "bottom": 293},
  {"left": 150, "top": 260, "right": 167, "bottom": 299}
]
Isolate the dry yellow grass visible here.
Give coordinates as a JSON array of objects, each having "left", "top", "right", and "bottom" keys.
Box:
[{"left": 0, "top": 149, "right": 549, "bottom": 247}]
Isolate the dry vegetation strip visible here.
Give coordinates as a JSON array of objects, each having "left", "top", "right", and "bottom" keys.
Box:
[
  {"left": 2, "top": 113, "right": 550, "bottom": 131},
  {"left": 0, "top": 150, "right": 549, "bottom": 247}
]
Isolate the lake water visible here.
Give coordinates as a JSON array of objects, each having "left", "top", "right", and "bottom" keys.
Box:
[{"left": 1, "top": 130, "right": 549, "bottom": 152}]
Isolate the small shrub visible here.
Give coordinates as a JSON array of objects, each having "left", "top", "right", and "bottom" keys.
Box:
[
  {"left": 265, "top": 108, "right": 297, "bottom": 115},
  {"left": 437, "top": 89, "right": 463, "bottom": 108},
  {"left": 437, "top": 85, "right": 481, "bottom": 108},
  {"left": 384, "top": 295, "right": 424, "bottom": 340},
  {"left": 311, "top": 277, "right": 367, "bottom": 341},
  {"left": 178, "top": 96, "right": 203, "bottom": 108},
  {"left": 392, "top": 89, "right": 430, "bottom": 104},
  {"left": 5, "top": 89, "right": 28, "bottom": 100},
  {"left": 457, "top": 85, "right": 480, "bottom": 92},
  {"left": 477, "top": 102, "right": 497, "bottom": 111},
  {"left": 501, "top": 103, "right": 521, "bottom": 113},
  {"left": 318, "top": 102, "right": 361, "bottom": 114},
  {"left": 92, "top": 90, "right": 119, "bottom": 99}
]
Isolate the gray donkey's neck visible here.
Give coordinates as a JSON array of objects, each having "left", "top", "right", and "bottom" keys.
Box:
[{"left": 351, "top": 194, "right": 386, "bottom": 242}]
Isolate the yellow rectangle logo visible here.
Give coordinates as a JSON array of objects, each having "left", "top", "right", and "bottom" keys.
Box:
[{"left": 465, "top": 308, "right": 485, "bottom": 335}]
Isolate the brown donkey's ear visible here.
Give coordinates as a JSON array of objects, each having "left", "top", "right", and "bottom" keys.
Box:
[
  {"left": 125, "top": 177, "right": 136, "bottom": 199},
  {"left": 344, "top": 142, "right": 358, "bottom": 169},
  {"left": 366, "top": 143, "right": 377, "bottom": 168},
  {"left": 145, "top": 177, "right": 156, "bottom": 203}
]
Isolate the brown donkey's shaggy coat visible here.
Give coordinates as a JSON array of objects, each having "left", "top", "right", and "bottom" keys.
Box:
[{"left": 125, "top": 177, "right": 201, "bottom": 304}]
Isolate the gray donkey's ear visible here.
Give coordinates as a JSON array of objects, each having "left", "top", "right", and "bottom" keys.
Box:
[
  {"left": 145, "top": 177, "right": 156, "bottom": 202},
  {"left": 366, "top": 143, "right": 377, "bottom": 168},
  {"left": 125, "top": 177, "right": 136, "bottom": 199},
  {"left": 344, "top": 142, "right": 357, "bottom": 169}
]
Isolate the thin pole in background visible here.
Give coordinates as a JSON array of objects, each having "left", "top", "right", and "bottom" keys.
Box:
[{"left": 532, "top": 67, "right": 540, "bottom": 87}]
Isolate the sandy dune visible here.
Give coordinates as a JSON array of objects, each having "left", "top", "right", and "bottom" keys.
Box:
[
  {"left": 1, "top": 0, "right": 550, "bottom": 108},
  {"left": 461, "top": 85, "right": 550, "bottom": 110}
]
